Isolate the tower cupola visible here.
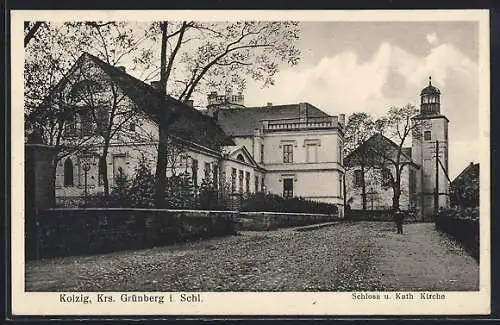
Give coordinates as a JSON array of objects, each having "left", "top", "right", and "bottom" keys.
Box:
[{"left": 420, "top": 76, "right": 441, "bottom": 115}]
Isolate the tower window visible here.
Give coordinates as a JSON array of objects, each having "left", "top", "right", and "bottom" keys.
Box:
[{"left": 424, "top": 131, "right": 431, "bottom": 141}]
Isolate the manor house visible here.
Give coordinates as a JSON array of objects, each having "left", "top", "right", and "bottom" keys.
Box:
[{"left": 46, "top": 53, "right": 345, "bottom": 216}]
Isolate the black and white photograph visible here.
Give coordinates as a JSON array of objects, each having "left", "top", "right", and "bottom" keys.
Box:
[{"left": 11, "top": 10, "right": 490, "bottom": 316}]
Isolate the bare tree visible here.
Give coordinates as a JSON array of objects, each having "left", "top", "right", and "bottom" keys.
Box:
[
  {"left": 372, "top": 104, "right": 422, "bottom": 209},
  {"left": 344, "top": 112, "right": 377, "bottom": 210},
  {"left": 25, "top": 21, "right": 157, "bottom": 199},
  {"left": 152, "top": 21, "right": 301, "bottom": 207}
]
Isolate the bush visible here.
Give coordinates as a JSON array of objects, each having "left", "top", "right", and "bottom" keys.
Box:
[
  {"left": 128, "top": 156, "right": 155, "bottom": 208},
  {"left": 240, "top": 192, "right": 338, "bottom": 215}
]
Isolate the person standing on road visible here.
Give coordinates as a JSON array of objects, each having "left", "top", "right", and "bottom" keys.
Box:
[{"left": 393, "top": 207, "right": 404, "bottom": 234}]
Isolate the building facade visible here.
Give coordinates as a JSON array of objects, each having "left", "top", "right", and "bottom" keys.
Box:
[
  {"left": 344, "top": 134, "right": 418, "bottom": 211},
  {"left": 42, "top": 53, "right": 344, "bottom": 214},
  {"left": 411, "top": 77, "right": 450, "bottom": 220},
  {"left": 204, "top": 95, "right": 346, "bottom": 216}
]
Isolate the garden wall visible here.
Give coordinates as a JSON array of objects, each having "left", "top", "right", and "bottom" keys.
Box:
[
  {"left": 238, "top": 211, "right": 337, "bottom": 231},
  {"left": 26, "top": 208, "right": 237, "bottom": 260},
  {"left": 345, "top": 209, "right": 419, "bottom": 222}
]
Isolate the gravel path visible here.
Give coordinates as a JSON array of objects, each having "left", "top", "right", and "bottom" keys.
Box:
[{"left": 25, "top": 222, "right": 479, "bottom": 292}]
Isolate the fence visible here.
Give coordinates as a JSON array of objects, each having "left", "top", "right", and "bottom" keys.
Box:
[{"left": 435, "top": 213, "right": 479, "bottom": 261}]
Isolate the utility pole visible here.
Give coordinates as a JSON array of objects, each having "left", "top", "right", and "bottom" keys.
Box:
[{"left": 434, "top": 140, "right": 439, "bottom": 217}]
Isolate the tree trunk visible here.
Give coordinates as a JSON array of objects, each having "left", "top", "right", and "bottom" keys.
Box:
[
  {"left": 392, "top": 185, "right": 401, "bottom": 210},
  {"left": 100, "top": 143, "right": 111, "bottom": 199},
  {"left": 155, "top": 126, "right": 168, "bottom": 207},
  {"left": 154, "top": 21, "right": 169, "bottom": 208}
]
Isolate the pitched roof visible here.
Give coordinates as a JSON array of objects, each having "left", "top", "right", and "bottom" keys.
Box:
[
  {"left": 344, "top": 133, "right": 418, "bottom": 167},
  {"left": 451, "top": 162, "right": 479, "bottom": 186},
  {"left": 85, "top": 53, "right": 234, "bottom": 149},
  {"left": 212, "top": 103, "right": 331, "bottom": 136},
  {"left": 40, "top": 52, "right": 233, "bottom": 150}
]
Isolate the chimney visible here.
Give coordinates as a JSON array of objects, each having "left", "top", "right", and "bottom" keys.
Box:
[
  {"left": 266, "top": 102, "right": 273, "bottom": 107},
  {"left": 186, "top": 100, "right": 194, "bottom": 107},
  {"left": 338, "top": 114, "right": 345, "bottom": 126},
  {"left": 117, "top": 66, "right": 126, "bottom": 72},
  {"left": 299, "top": 102, "right": 308, "bottom": 121}
]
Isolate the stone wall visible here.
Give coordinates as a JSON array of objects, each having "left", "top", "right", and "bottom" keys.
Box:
[
  {"left": 238, "top": 211, "right": 337, "bottom": 231},
  {"left": 26, "top": 208, "right": 237, "bottom": 260}
]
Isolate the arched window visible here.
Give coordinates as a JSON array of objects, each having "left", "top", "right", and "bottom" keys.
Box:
[
  {"left": 98, "top": 157, "right": 106, "bottom": 185},
  {"left": 64, "top": 158, "right": 74, "bottom": 186},
  {"left": 236, "top": 154, "right": 245, "bottom": 162}
]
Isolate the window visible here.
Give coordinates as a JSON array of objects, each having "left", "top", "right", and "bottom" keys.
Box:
[
  {"left": 424, "top": 130, "right": 431, "bottom": 141},
  {"left": 283, "top": 144, "right": 293, "bottom": 163},
  {"left": 63, "top": 158, "right": 74, "bottom": 186},
  {"left": 236, "top": 154, "right": 245, "bottom": 162},
  {"left": 204, "top": 162, "right": 211, "bottom": 180},
  {"left": 283, "top": 178, "right": 294, "bottom": 198},
  {"left": 79, "top": 110, "right": 93, "bottom": 136},
  {"left": 255, "top": 175, "right": 259, "bottom": 193},
  {"left": 129, "top": 122, "right": 136, "bottom": 132},
  {"left": 231, "top": 168, "right": 237, "bottom": 193},
  {"left": 245, "top": 171, "right": 250, "bottom": 193},
  {"left": 191, "top": 159, "right": 198, "bottom": 187},
  {"left": 260, "top": 144, "right": 264, "bottom": 163},
  {"left": 98, "top": 156, "right": 106, "bottom": 185},
  {"left": 96, "top": 107, "right": 109, "bottom": 133},
  {"left": 354, "top": 170, "right": 363, "bottom": 187},
  {"left": 238, "top": 170, "right": 244, "bottom": 193},
  {"left": 112, "top": 155, "right": 126, "bottom": 181},
  {"left": 306, "top": 144, "right": 318, "bottom": 163},
  {"left": 65, "top": 114, "right": 78, "bottom": 136},
  {"left": 212, "top": 163, "right": 218, "bottom": 186},
  {"left": 261, "top": 177, "right": 265, "bottom": 192},
  {"left": 382, "top": 168, "right": 392, "bottom": 187}
]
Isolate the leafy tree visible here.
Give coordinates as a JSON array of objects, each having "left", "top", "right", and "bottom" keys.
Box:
[{"left": 450, "top": 164, "right": 479, "bottom": 209}]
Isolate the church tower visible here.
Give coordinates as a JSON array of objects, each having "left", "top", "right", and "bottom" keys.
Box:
[{"left": 411, "top": 77, "right": 450, "bottom": 221}]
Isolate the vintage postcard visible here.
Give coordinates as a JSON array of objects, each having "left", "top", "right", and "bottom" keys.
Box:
[{"left": 11, "top": 9, "right": 490, "bottom": 316}]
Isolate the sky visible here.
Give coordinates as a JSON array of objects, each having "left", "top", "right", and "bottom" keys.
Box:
[{"left": 243, "top": 21, "right": 480, "bottom": 180}]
